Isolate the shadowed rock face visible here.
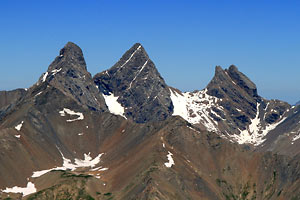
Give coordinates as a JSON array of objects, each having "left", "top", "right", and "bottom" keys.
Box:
[
  {"left": 93, "top": 43, "right": 173, "bottom": 123},
  {"left": 203, "top": 66, "right": 290, "bottom": 141},
  {"left": 205, "top": 65, "right": 259, "bottom": 131},
  {"left": 227, "top": 65, "right": 258, "bottom": 98}
]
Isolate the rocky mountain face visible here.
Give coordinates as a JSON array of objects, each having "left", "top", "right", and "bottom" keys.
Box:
[
  {"left": 0, "top": 42, "right": 299, "bottom": 199},
  {"left": 0, "top": 89, "right": 27, "bottom": 110},
  {"left": 0, "top": 89, "right": 27, "bottom": 121},
  {"left": 93, "top": 43, "right": 173, "bottom": 123},
  {"left": 169, "top": 65, "right": 291, "bottom": 148},
  {"left": 36, "top": 42, "right": 107, "bottom": 112}
]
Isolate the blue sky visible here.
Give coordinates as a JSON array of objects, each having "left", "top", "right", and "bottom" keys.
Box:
[{"left": 0, "top": 0, "right": 299, "bottom": 104}]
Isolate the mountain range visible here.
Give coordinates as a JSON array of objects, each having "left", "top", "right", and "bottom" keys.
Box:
[{"left": 0, "top": 42, "right": 299, "bottom": 200}]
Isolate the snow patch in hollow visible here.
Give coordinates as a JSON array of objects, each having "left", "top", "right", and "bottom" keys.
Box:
[
  {"left": 102, "top": 93, "right": 126, "bottom": 119},
  {"left": 231, "top": 103, "right": 287, "bottom": 146},
  {"left": 15, "top": 121, "right": 24, "bottom": 131},
  {"left": 2, "top": 182, "right": 36, "bottom": 197},
  {"left": 164, "top": 151, "right": 175, "bottom": 168},
  {"left": 170, "top": 89, "right": 188, "bottom": 120},
  {"left": 170, "top": 88, "right": 220, "bottom": 132},
  {"left": 31, "top": 151, "right": 104, "bottom": 178},
  {"left": 59, "top": 108, "right": 84, "bottom": 122}
]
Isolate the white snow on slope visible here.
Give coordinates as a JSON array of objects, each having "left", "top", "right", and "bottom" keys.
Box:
[
  {"left": 170, "top": 88, "right": 287, "bottom": 146},
  {"left": 31, "top": 151, "right": 104, "bottom": 178},
  {"left": 41, "top": 68, "right": 62, "bottom": 83},
  {"left": 42, "top": 72, "right": 48, "bottom": 82},
  {"left": 170, "top": 88, "right": 221, "bottom": 132},
  {"left": 59, "top": 108, "right": 84, "bottom": 122},
  {"left": 15, "top": 121, "right": 24, "bottom": 131},
  {"left": 51, "top": 68, "right": 62, "bottom": 75},
  {"left": 231, "top": 103, "right": 287, "bottom": 146},
  {"left": 170, "top": 89, "right": 189, "bottom": 119},
  {"left": 292, "top": 132, "right": 300, "bottom": 142},
  {"left": 90, "top": 167, "right": 108, "bottom": 172},
  {"left": 164, "top": 151, "right": 175, "bottom": 168},
  {"left": 34, "top": 91, "right": 42, "bottom": 97},
  {"left": 2, "top": 182, "right": 36, "bottom": 197},
  {"left": 102, "top": 93, "right": 126, "bottom": 119}
]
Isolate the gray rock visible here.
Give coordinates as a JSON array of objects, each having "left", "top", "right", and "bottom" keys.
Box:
[
  {"left": 0, "top": 89, "right": 26, "bottom": 110},
  {"left": 37, "top": 42, "right": 107, "bottom": 111},
  {"left": 93, "top": 43, "right": 173, "bottom": 123},
  {"left": 205, "top": 65, "right": 290, "bottom": 138}
]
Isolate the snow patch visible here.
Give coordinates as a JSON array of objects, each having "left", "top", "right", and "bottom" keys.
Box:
[
  {"left": 170, "top": 88, "right": 220, "bottom": 132},
  {"left": 164, "top": 151, "right": 175, "bottom": 168},
  {"left": 15, "top": 135, "right": 21, "bottom": 138},
  {"left": 231, "top": 103, "right": 287, "bottom": 146},
  {"left": 42, "top": 72, "right": 48, "bottom": 82},
  {"left": 59, "top": 108, "right": 84, "bottom": 122},
  {"left": 34, "top": 91, "right": 42, "bottom": 97},
  {"left": 15, "top": 121, "right": 24, "bottom": 131},
  {"left": 78, "top": 133, "right": 84, "bottom": 136},
  {"left": 170, "top": 89, "right": 189, "bottom": 120},
  {"left": 51, "top": 68, "right": 62, "bottom": 75},
  {"left": 90, "top": 167, "right": 108, "bottom": 171},
  {"left": 99, "top": 167, "right": 108, "bottom": 171},
  {"left": 102, "top": 93, "right": 126, "bottom": 119},
  {"left": 31, "top": 150, "right": 104, "bottom": 178},
  {"left": 2, "top": 182, "right": 36, "bottom": 197},
  {"left": 292, "top": 132, "right": 300, "bottom": 142}
]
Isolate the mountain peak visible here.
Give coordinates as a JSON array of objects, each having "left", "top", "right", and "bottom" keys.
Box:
[
  {"left": 93, "top": 43, "right": 173, "bottom": 123},
  {"left": 116, "top": 43, "right": 149, "bottom": 69},
  {"left": 35, "top": 42, "right": 107, "bottom": 111},
  {"left": 47, "top": 42, "right": 86, "bottom": 72},
  {"left": 59, "top": 42, "right": 82, "bottom": 56}
]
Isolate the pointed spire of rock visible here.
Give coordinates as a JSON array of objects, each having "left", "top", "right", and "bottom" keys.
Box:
[
  {"left": 93, "top": 43, "right": 173, "bottom": 123},
  {"left": 227, "top": 65, "right": 258, "bottom": 98},
  {"left": 207, "top": 65, "right": 259, "bottom": 99},
  {"left": 48, "top": 42, "right": 87, "bottom": 72},
  {"left": 36, "top": 42, "right": 107, "bottom": 111},
  {"left": 206, "top": 66, "right": 232, "bottom": 98}
]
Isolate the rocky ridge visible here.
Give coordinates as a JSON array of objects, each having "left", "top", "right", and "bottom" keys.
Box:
[{"left": 0, "top": 42, "right": 299, "bottom": 199}]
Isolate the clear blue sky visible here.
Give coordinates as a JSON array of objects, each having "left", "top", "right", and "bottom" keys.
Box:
[{"left": 0, "top": 0, "right": 299, "bottom": 104}]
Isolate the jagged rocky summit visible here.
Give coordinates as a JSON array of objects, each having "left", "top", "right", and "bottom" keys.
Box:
[{"left": 0, "top": 42, "right": 299, "bottom": 199}]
